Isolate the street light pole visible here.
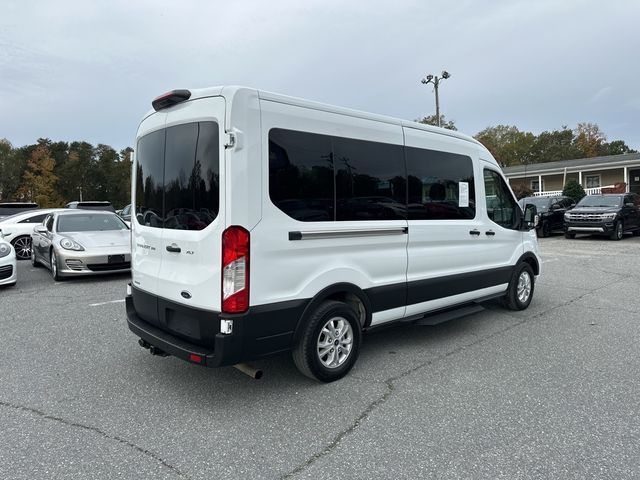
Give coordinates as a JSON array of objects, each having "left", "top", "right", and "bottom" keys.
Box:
[{"left": 420, "top": 71, "right": 451, "bottom": 127}]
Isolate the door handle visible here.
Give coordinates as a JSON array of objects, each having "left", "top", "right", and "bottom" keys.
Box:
[
  {"left": 469, "top": 229, "right": 481, "bottom": 236},
  {"left": 166, "top": 244, "right": 181, "bottom": 253},
  {"left": 485, "top": 230, "right": 496, "bottom": 236}
]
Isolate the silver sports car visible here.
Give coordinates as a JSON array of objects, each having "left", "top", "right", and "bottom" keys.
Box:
[{"left": 31, "top": 210, "right": 131, "bottom": 280}]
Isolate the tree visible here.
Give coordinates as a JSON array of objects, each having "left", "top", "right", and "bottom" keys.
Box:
[
  {"left": 15, "top": 144, "right": 62, "bottom": 206},
  {"left": 0, "top": 139, "right": 22, "bottom": 200},
  {"left": 562, "top": 179, "right": 586, "bottom": 202},
  {"left": 417, "top": 114, "right": 457, "bottom": 131},
  {"left": 573, "top": 122, "right": 606, "bottom": 158},
  {"left": 474, "top": 125, "right": 536, "bottom": 167},
  {"left": 511, "top": 183, "right": 534, "bottom": 200},
  {"left": 529, "top": 126, "right": 581, "bottom": 163},
  {"left": 598, "top": 139, "right": 637, "bottom": 156}
]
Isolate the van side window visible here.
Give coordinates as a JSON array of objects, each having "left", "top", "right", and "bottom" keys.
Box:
[
  {"left": 484, "top": 169, "right": 519, "bottom": 229},
  {"left": 406, "top": 148, "right": 475, "bottom": 220},
  {"left": 268, "top": 129, "right": 406, "bottom": 222},
  {"left": 334, "top": 137, "right": 406, "bottom": 221},
  {"left": 269, "top": 129, "right": 334, "bottom": 222}
]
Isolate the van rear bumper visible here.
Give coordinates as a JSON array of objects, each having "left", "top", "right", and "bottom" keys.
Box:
[
  {"left": 126, "top": 294, "right": 238, "bottom": 367},
  {"left": 125, "top": 285, "right": 307, "bottom": 367}
]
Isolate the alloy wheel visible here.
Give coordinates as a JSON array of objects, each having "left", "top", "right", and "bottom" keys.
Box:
[
  {"left": 316, "top": 317, "right": 354, "bottom": 369},
  {"left": 517, "top": 270, "right": 532, "bottom": 304},
  {"left": 13, "top": 236, "right": 32, "bottom": 260}
]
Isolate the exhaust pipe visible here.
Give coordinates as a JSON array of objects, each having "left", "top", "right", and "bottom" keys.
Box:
[
  {"left": 138, "top": 339, "right": 169, "bottom": 357},
  {"left": 149, "top": 346, "right": 169, "bottom": 357},
  {"left": 234, "top": 363, "right": 263, "bottom": 380}
]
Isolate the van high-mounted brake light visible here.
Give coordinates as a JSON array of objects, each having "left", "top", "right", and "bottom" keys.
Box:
[{"left": 151, "top": 89, "right": 191, "bottom": 111}]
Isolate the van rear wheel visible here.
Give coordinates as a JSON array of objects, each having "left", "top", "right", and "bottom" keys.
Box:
[
  {"left": 292, "top": 301, "right": 361, "bottom": 382},
  {"left": 502, "top": 263, "right": 535, "bottom": 311}
]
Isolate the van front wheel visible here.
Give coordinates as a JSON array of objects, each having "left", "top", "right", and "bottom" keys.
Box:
[
  {"left": 502, "top": 263, "right": 535, "bottom": 311},
  {"left": 293, "top": 301, "right": 362, "bottom": 382}
]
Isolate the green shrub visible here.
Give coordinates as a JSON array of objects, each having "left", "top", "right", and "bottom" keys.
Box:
[{"left": 562, "top": 179, "right": 586, "bottom": 202}]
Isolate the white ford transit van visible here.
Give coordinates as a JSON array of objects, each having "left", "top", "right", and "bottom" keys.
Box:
[{"left": 126, "top": 86, "right": 541, "bottom": 382}]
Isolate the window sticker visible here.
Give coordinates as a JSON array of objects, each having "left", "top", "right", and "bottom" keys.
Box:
[{"left": 459, "top": 182, "right": 469, "bottom": 207}]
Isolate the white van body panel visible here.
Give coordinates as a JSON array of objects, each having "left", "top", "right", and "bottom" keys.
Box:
[
  {"left": 402, "top": 127, "right": 493, "bottom": 322},
  {"left": 253, "top": 98, "right": 408, "bottom": 313},
  {"left": 221, "top": 87, "right": 263, "bottom": 231}
]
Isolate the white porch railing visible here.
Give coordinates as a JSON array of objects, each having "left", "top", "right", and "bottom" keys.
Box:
[{"left": 532, "top": 186, "right": 615, "bottom": 197}]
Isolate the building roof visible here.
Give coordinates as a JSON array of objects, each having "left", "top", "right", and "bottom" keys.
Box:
[{"left": 503, "top": 153, "right": 640, "bottom": 177}]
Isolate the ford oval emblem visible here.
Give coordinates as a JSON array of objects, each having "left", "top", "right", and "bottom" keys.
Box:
[{"left": 181, "top": 291, "right": 192, "bottom": 299}]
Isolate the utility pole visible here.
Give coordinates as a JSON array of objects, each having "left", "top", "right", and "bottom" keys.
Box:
[{"left": 420, "top": 71, "right": 451, "bottom": 127}]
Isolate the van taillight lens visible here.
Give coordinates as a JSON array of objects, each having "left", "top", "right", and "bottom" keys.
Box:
[{"left": 222, "top": 226, "right": 250, "bottom": 313}]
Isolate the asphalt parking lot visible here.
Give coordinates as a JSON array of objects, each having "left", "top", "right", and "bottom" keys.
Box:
[{"left": 1, "top": 234, "right": 639, "bottom": 479}]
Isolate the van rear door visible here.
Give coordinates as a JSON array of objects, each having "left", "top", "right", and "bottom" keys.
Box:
[
  {"left": 158, "top": 97, "right": 226, "bottom": 311},
  {"left": 132, "top": 96, "right": 226, "bottom": 312}
]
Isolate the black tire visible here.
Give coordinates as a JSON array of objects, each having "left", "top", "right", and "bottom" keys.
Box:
[
  {"left": 564, "top": 232, "right": 575, "bottom": 239},
  {"left": 502, "top": 263, "right": 535, "bottom": 311},
  {"left": 610, "top": 221, "right": 623, "bottom": 241},
  {"left": 11, "top": 235, "right": 32, "bottom": 260},
  {"left": 31, "top": 246, "right": 40, "bottom": 267},
  {"left": 50, "top": 250, "right": 62, "bottom": 281},
  {"left": 540, "top": 221, "right": 550, "bottom": 238},
  {"left": 292, "top": 301, "right": 362, "bottom": 382}
]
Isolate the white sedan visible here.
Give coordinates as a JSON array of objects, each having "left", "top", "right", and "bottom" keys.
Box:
[
  {"left": 0, "top": 208, "right": 66, "bottom": 260},
  {"left": 0, "top": 230, "right": 17, "bottom": 287}
]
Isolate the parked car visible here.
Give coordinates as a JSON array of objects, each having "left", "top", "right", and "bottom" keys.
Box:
[
  {"left": 65, "top": 201, "right": 115, "bottom": 212},
  {"left": 31, "top": 210, "right": 131, "bottom": 280},
  {"left": 518, "top": 195, "right": 575, "bottom": 237},
  {"left": 0, "top": 229, "right": 17, "bottom": 286},
  {"left": 564, "top": 193, "right": 640, "bottom": 240},
  {"left": 0, "top": 202, "right": 39, "bottom": 219},
  {"left": 0, "top": 208, "right": 66, "bottom": 260},
  {"left": 116, "top": 204, "right": 132, "bottom": 224}
]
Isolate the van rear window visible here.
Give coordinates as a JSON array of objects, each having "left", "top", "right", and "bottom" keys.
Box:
[{"left": 135, "top": 122, "right": 220, "bottom": 229}]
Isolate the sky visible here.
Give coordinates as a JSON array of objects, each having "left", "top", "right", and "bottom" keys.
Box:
[{"left": 1, "top": 0, "right": 639, "bottom": 153}]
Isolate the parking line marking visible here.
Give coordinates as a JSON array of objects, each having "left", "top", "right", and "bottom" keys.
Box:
[{"left": 89, "top": 299, "right": 125, "bottom": 307}]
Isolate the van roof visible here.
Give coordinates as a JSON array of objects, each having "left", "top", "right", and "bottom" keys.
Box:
[{"left": 141, "top": 86, "right": 485, "bottom": 149}]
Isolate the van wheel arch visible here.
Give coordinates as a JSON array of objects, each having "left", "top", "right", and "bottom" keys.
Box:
[
  {"left": 293, "top": 283, "right": 371, "bottom": 344},
  {"left": 517, "top": 252, "right": 539, "bottom": 276}
]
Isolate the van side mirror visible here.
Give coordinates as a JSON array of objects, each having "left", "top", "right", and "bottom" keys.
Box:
[
  {"left": 0, "top": 229, "right": 4, "bottom": 239},
  {"left": 34, "top": 225, "right": 47, "bottom": 234},
  {"left": 522, "top": 204, "right": 538, "bottom": 230}
]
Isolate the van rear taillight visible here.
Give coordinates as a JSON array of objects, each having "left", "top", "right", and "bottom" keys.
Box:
[
  {"left": 222, "top": 226, "right": 250, "bottom": 313},
  {"left": 151, "top": 89, "right": 191, "bottom": 111}
]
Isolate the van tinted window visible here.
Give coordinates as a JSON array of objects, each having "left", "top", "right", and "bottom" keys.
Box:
[
  {"left": 269, "top": 129, "right": 334, "bottom": 222},
  {"left": 406, "top": 147, "right": 475, "bottom": 220},
  {"left": 334, "top": 137, "right": 406, "bottom": 221},
  {"left": 135, "top": 122, "right": 219, "bottom": 229},
  {"left": 135, "top": 129, "right": 165, "bottom": 227},
  {"left": 269, "top": 129, "right": 406, "bottom": 222}
]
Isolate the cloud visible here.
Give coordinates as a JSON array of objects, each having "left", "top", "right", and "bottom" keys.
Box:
[{"left": 588, "top": 86, "right": 613, "bottom": 104}]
